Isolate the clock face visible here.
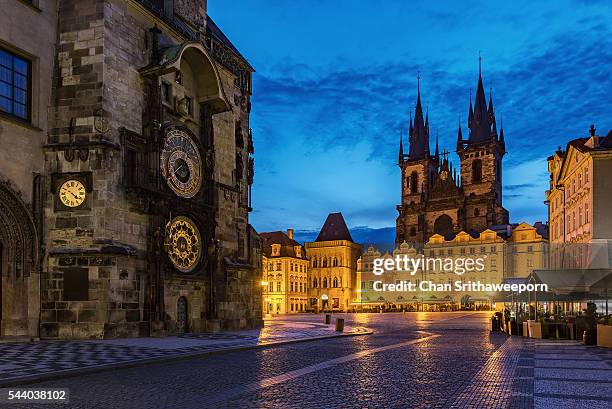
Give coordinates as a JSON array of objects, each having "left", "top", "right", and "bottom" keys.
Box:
[
  {"left": 166, "top": 216, "right": 202, "bottom": 272},
  {"left": 59, "top": 180, "right": 86, "bottom": 208},
  {"left": 440, "top": 170, "right": 449, "bottom": 181},
  {"left": 160, "top": 128, "right": 202, "bottom": 198}
]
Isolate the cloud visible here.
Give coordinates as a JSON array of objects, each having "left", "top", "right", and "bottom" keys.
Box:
[{"left": 248, "top": 7, "right": 611, "bottom": 232}]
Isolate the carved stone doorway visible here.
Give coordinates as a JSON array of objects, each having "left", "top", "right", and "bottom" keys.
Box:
[
  {"left": 177, "top": 296, "right": 188, "bottom": 334},
  {"left": 0, "top": 183, "right": 39, "bottom": 337}
]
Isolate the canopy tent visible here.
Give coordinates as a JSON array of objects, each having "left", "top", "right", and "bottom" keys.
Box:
[{"left": 492, "top": 269, "right": 612, "bottom": 303}]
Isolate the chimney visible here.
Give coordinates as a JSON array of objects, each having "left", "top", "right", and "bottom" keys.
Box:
[{"left": 287, "top": 229, "right": 294, "bottom": 240}]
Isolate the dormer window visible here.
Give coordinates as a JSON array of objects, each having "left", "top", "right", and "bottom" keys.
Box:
[
  {"left": 295, "top": 246, "right": 302, "bottom": 258},
  {"left": 271, "top": 244, "right": 281, "bottom": 257}
]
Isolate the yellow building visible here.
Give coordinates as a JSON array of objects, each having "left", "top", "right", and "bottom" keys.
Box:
[
  {"left": 505, "top": 222, "right": 549, "bottom": 277},
  {"left": 305, "top": 213, "right": 361, "bottom": 312},
  {"left": 424, "top": 229, "right": 507, "bottom": 308},
  {"left": 354, "top": 223, "right": 549, "bottom": 311},
  {"left": 355, "top": 243, "right": 422, "bottom": 311},
  {"left": 546, "top": 126, "right": 612, "bottom": 269},
  {"left": 261, "top": 229, "right": 308, "bottom": 314}
]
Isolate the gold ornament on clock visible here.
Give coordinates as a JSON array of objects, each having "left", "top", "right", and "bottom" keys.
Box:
[
  {"left": 59, "top": 179, "right": 86, "bottom": 208},
  {"left": 165, "top": 216, "right": 202, "bottom": 272}
]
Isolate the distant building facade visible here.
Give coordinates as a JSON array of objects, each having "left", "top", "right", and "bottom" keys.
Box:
[
  {"left": 396, "top": 63, "right": 508, "bottom": 247},
  {"left": 546, "top": 126, "right": 612, "bottom": 269},
  {"left": 261, "top": 229, "right": 308, "bottom": 314},
  {"left": 355, "top": 223, "right": 548, "bottom": 311},
  {"left": 305, "top": 213, "right": 361, "bottom": 312}
]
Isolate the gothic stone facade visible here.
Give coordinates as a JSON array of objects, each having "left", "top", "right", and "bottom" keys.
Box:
[
  {"left": 0, "top": 0, "right": 57, "bottom": 338},
  {"left": 396, "top": 67, "right": 509, "bottom": 247},
  {"left": 2, "top": 0, "right": 261, "bottom": 340}
]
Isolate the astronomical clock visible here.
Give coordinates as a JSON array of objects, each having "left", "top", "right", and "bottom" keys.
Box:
[
  {"left": 165, "top": 216, "right": 202, "bottom": 273},
  {"left": 160, "top": 127, "right": 202, "bottom": 199}
]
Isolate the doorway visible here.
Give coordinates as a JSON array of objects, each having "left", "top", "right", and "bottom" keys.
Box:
[{"left": 177, "top": 296, "right": 188, "bottom": 334}]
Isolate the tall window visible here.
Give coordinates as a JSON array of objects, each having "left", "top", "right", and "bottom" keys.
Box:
[
  {"left": 0, "top": 48, "right": 30, "bottom": 120},
  {"left": 585, "top": 203, "right": 589, "bottom": 223},
  {"left": 410, "top": 172, "right": 418, "bottom": 194},
  {"left": 472, "top": 159, "right": 482, "bottom": 183}
]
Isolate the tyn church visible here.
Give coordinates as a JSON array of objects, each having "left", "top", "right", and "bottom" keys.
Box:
[{"left": 396, "top": 63, "right": 509, "bottom": 246}]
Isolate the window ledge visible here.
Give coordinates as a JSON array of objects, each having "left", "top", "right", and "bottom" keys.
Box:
[
  {"left": 17, "top": 0, "right": 42, "bottom": 13},
  {"left": 0, "top": 112, "right": 41, "bottom": 132}
]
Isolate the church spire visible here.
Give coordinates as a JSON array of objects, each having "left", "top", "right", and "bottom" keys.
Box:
[
  {"left": 408, "top": 74, "right": 429, "bottom": 160},
  {"left": 398, "top": 128, "right": 404, "bottom": 165},
  {"left": 468, "top": 88, "right": 473, "bottom": 130},
  {"left": 435, "top": 131, "right": 439, "bottom": 158},
  {"left": 456, "top": 115, "right": 463, "bottom": 151},
  {"left": 469, "top": 55, "right": 493, "bottom": 143}
]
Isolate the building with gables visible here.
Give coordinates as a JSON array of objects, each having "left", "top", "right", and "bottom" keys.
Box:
[
  {"left": 396, "top": 61, "right": 509, "bottom": 247},
  {"left": 1, "top": 0, "right": 261, "bottom": 340},
  {"left": 547, "top": 125, "right": 612, "bottom": 269},
  {"left": 355, "top": 223, "right": 548, "bottom": 311},
  {"left": 261, "top": 229, "right": 308, "bottom": 314},
  {"left": 305, "top": 213, "right": 361, "bottom": 312}
]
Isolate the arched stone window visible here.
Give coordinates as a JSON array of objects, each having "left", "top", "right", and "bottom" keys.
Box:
[
  {"left": 322, "top": 258, "right": 328, "bottom": 268},
  {"left": 333, "top": 277, "right": 339, "bottom": 288},
  {"left": 312, "top": 258, "right": 318, "bottom": 268},
  {"left": 332, "top": 257, "right": 338, "bottom": 267},
  {"left": 472, "top": 159, "right": 482, "bottom": 183},
  {"left": 322, "top": 277, "right": 328, "bottom": 288},
  {"left": 313, "top": 277, "right": 318, "bottom": 288}
]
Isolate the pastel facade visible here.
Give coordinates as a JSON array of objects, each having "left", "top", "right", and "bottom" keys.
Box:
[
  {"left": 305, "top": 213, "right": 361, "bottom": 312},
  {"left": 261, "top": 229, "right": 308, "bottom": 314},
  {"left": 546, "top": 126, "right": 612, "bottom": 269}
]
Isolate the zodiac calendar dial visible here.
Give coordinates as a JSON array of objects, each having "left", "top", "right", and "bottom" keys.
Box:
[{"left": 160, "top": 128, "right": 202, "bottom": 198}]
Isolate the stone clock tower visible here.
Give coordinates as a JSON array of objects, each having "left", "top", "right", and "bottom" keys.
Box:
[{"left": 39, "top": 0, "right": 261, "bottom": 339}]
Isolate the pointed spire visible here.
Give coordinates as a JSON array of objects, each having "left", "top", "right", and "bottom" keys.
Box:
[
  {"left": 409, "top": 110, "right": 413, "bottom": 136},
  {"left": 456, "top": 115, "right": 463, "bottom": 151},
  {"left": 435, "top": 131, "right": 439, "bottom": 158},
  {"left": 468, "top": 89, "right": 474, "bottom": 130},
  {"left": 469, "top": 55, "right": 493, "bottom": 143},
  {"left": 408, "top": 74, "right": 429, "bottom": 160},
  {"left": 398, "top": 128, "right": 404, "bottom": 165},
  {"left": 499, "top": 115, "right": 505, "bottom": 142}
]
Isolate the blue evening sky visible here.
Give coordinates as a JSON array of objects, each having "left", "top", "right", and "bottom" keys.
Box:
[{"left": 209, "top": 0, "right": 611, "bottom": 239}]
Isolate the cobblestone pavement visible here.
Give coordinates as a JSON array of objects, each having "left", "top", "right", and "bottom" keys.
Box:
[
  {"left": 4, "top": 312, "right": 612, "bottom": 408},
  {"left": 0, "top": 319, "right": 369, "bottom": 386}
]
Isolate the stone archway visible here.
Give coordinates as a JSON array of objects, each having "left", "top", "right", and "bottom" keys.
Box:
[{"left": 0, "top": 182, "right": 38, "bottom": 337}]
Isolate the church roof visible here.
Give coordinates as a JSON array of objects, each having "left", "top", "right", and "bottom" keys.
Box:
[{"left": 315, "top": 213, "right": 354, "bottom": 242}]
